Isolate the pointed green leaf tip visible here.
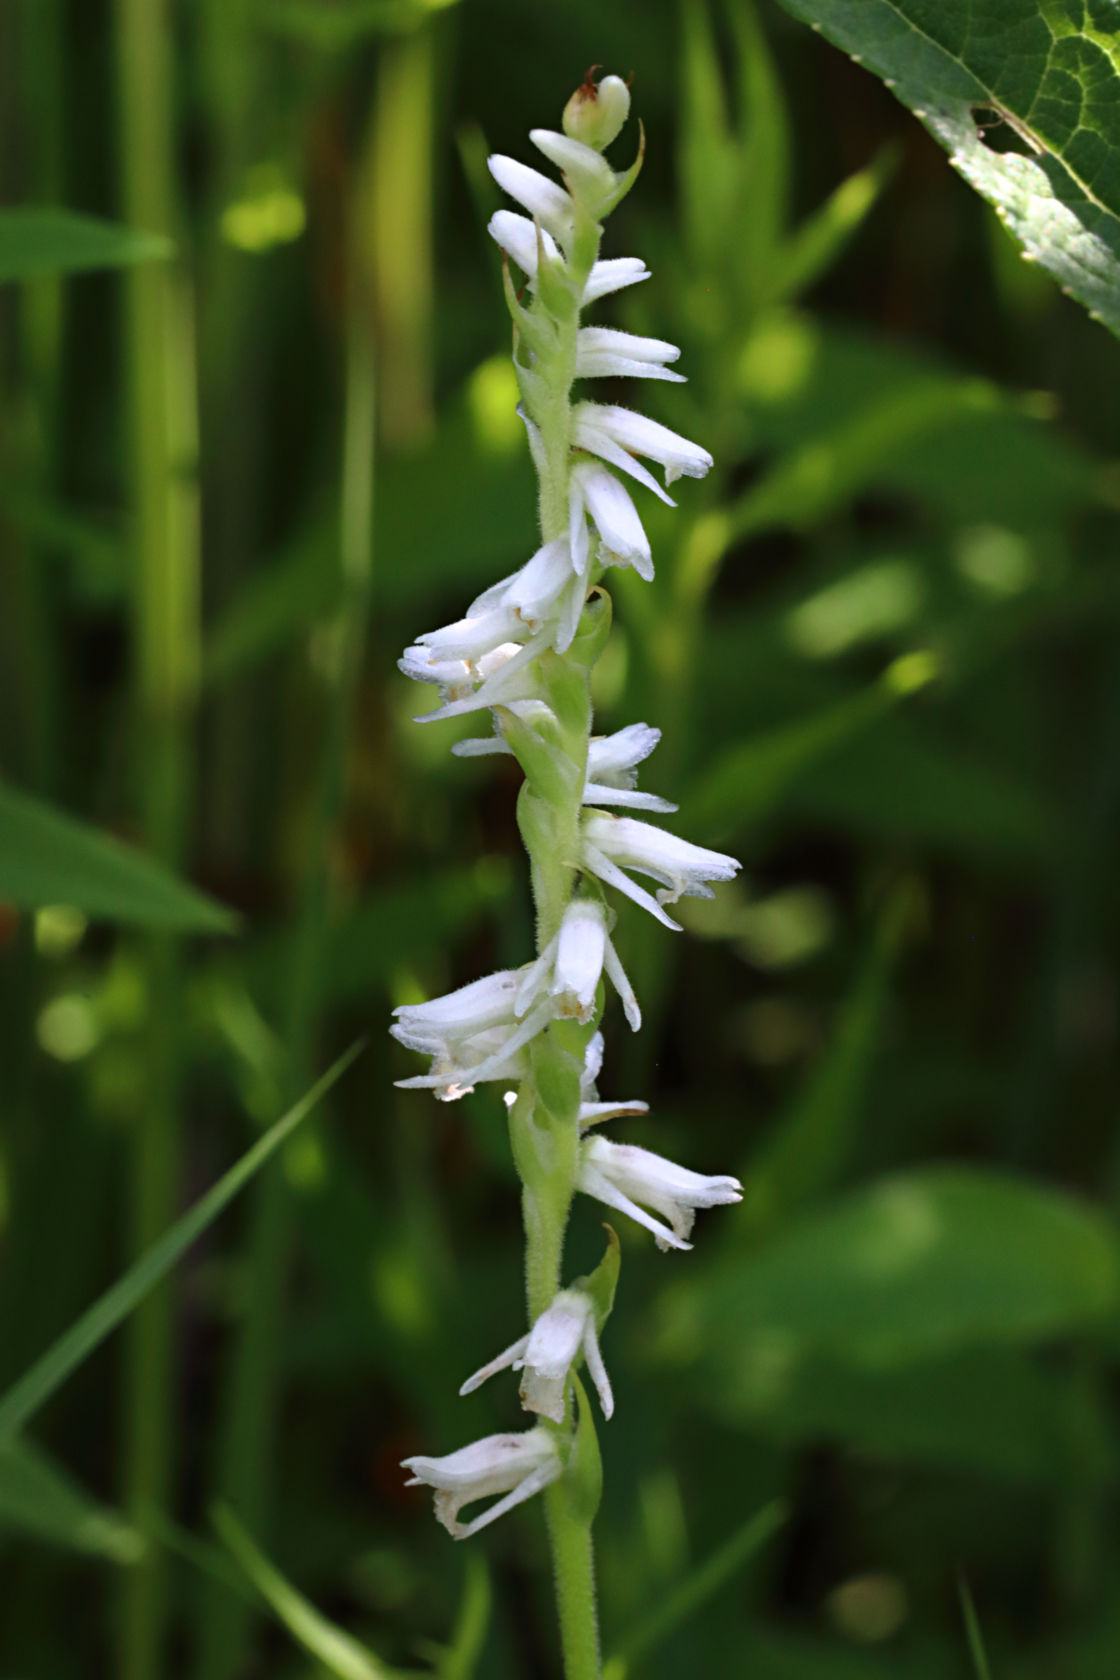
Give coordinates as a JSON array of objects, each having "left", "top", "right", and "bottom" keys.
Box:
[
  {"left": 576, "top": 1225, "right": 621, "bottom": 1332},
  {"left": 0, "top": 780, "right": 235, "bottom": 932},
  {"left": 773, "top": 0, "right": 1120, "bottom": 336},
  {"left": 0, "top": 209, "right": 170, "bottom": 283}
]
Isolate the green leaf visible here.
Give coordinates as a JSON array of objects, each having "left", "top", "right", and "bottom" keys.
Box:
[
  {"left": 0, "top": 209, "right": 170, "bottom": 283},
  {"left": 707, "top": 1343, "right": 1114, "bottom": 1488},
  {"left": 0, "top": 1438, "right": 144, "bottom": 1563},
  {"left": 214, "top": 1503, "right": 391, "bottom": 1680},
  {"left": 959, "top": 1576, "right": 995, "bottom": 1680},
  {"left": 0, "top": 781, "right": 235, "bottom": 931},
  {"left": 0, "top": 1041, "right": 363, "bottom": 1441},
  {"left": 769, "top": 145, "right": 897, "bottom": 306},
  {"left": 773, "top": 0, "right": 1120, "bottom": 335},
  {"left": 658, "top": 1168, "right": 1120, "bottom": 1371},
  {"left": 604, "top": 1500, "right": 788, "bottom": 1679}
]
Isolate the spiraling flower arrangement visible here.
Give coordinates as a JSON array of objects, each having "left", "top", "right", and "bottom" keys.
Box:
[{"left": 394, "top": 69, "right": 742, "bottom": 1677}]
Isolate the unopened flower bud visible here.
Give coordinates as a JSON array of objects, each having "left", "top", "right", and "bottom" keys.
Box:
[{"left": 563, "top": 69, "right": 630, "bottom": 151}]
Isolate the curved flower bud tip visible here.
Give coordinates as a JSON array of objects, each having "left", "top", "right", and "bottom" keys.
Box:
[
  {"left": 402, "top": 1429, "right": 562, "bottom": 1539},
  {"left": 460, "top": 1286, "right": 613, "bottom": 1423},
  {"left": 562, "top": 68, "right": 632, "bottom": 151},
  {"left": 578, "top": 1135, "right": 743, "bottom": 1252}
]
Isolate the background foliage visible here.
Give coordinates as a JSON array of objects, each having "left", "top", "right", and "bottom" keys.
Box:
[{"left": 3, "top": 0, "right": 1120, "bottom": 1675}]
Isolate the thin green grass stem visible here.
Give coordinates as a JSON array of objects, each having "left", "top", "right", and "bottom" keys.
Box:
[
  {"left": 114, "top": 1, "right": 199, "bottom": 1675},
  {"left": 193, "top": 192, "right": 376, "bottom": 1680}
]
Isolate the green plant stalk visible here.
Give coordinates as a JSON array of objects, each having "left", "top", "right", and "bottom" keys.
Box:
[
  {"left": 115, "top": 1, "right": 199, "bottom": 1676},
  {"left": 193, "top": 176, "right": 377, "bottom": 1680},
  {"left": 501, "top": 204, "right": 604, "bottom": 1680}
]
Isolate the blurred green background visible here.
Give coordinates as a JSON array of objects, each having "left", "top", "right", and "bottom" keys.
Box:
[{"left": 4, "top": 0, "right": 1120, "bottom": 1675}]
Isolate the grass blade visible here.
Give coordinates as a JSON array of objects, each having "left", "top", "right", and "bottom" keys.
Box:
[
  {"left": 213, "top": 1503, "right": 392, "bottom": 1680},
  {"left": 959, "top": 1573, "right": 994, "bottom": 1680},
  {"left": 605, "top": 1499, "right": 788, "bottom": 1677},
  {"left": 0, "top": 1041, "right": 363, "bottom": 1442}
]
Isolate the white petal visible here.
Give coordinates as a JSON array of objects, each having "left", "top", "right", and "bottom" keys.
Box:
[
  {"left": 573, "top": 401, "right": 713, "bottom": 486},
  {"left": 515, "top": 935, "right": 557, "bottom": 1017},
  {"left": 579, "top": 1098, "right": 650, "bottom": 1127},
  {"left": 581, "top": 840, "right": 682, "bottom": 932},
  {"left": 577, "top": 1159, "right": 692, "bottom": 1252},
  {"left": 530, "top": 129, "right": 616, "bottom": 202},
  {"left": 418, "top": 606, "right": 526, "bottom": 663},
  {"left": 451, "top": 735, "right": 514, "bottom": 758},
  {"left": 582, "top": 256, "right": 651, "bottom": 304},
  {"left": 581, "top": 1319, "right": 614, "bottom": 1421},
  {"left": 603, "top": 933, "right": 641, "bottom": 1032},
  {"left": 488, "top": 155, "right": 573, "bottom": 244},
  {"left": 552, "top": 901, "right": 607, "bottom": 1021},
  {"left": 582, "top": 782, "right": 678, "bottom": 813},
  {"left": 572, "top": 409, "right": 677, "bottom": 507},
  {"left": 392, "top": 971, "right": 519, "bottom": 1036},
  {"left": 578, "top": 327, "right": 682, "bottom": 367},
  {"left": 588, "top": 723, "right": 662, "bottom": 783},
  {"left": 577, "top": 351, "right": 686, "bottom": 383},
  {"left": 583, "top": 813, "right": 739, "bottom": 902},
  {"left": 450, "top": 1458, "right": 561, "bottom": 1539},
  {"left": 572, "top": 461, "right": 653, "bottom": 579},
  {"left": 504, "top": 537, "right": 574, "bottom": 627},
  {"left": 582, "top": 1031, "right": 605, "bottom": 1094},
  {"left": 459, "top": 1334, "right": 531, "bottom": 1396},
  {"left": 487, "top": 208, "right": 560, "bottom": 279}
]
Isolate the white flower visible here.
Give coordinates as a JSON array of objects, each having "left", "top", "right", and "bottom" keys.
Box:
[
  {"left": 487, "top": 210, "right": 650, "bottom": 304},
  {"left": 460, "top": 1287, "right": 613, "bottom": 1423},
  {"left": 410, "top": 635, "right": 549, "bottom": 726},
  {"left": 575, "top": 326, "right": 684, "bottom": 384},
  {"left": 515, "top": 898, "right": 640, "bottom": 1031},
  {"left": 578, "top": 1135, "right": 742, "bottom": 1251},
  {"left": 530, "top": 129, "right": 617, "bottom": 210},
  {"left": 583, "top": 722, "right": 677, "bottom": 814},
  {"left": 402, "top": 1428, "right": 562, "bottom": 1540},
  {"left": 581, "top": 812, "right": 740, "bottom": 930},
  {"left": 487, "top": 155, "right": 574, "bottom": 245},
  {"left": 578, "top": 1030, "right": 649, "bottom": 1128},
  {"left": 569, "top": 460, "right": 652, "bottom": 581},
  {"left": 402, "top": 538, "right": 589, "bottom": 719},
  {"left": 392, "top": 970, "right": 552, "bottom": 1100},
  {"left": 572, "top": 401, "right": 713, "bottom": 503}
]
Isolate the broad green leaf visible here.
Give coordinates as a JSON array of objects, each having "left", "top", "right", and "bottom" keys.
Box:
[
  {"left": 214, "top": 1504, "right": 390, "bottom": 1680},
  {"left": 706, "top": 1343, "right": 1114, "bottom": 1488},
  {"left": 604, "top": 1500, "right": 787, "bottom": 1680},
  {"left": 0, "top": 1041, "right": 363, "bottom": 1441},
  {"left": 0, "top": 780, "right": 235, "bottom": 932},
  {"left": 658, "top": 1168, "right": 1120, "bottom": 1370},
  {"left": 774, "top": 0, "right": 1120, "bottom": 335},
  {"left": 0, "top": 209, "right": 170, "bottom": 283},
  {"left": 745, "top": 885, "right": 911, "bottom": 1230},
  {"left": 0, "top": 1438, "right": 143, "bottom": 1562}
]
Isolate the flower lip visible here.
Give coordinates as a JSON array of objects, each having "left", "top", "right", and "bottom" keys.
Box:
[{"left": 402, "top": 1428, "right": 562, "bottom": 1539}]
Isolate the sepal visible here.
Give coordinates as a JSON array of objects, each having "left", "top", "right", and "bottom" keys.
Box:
[{"left": 574, "top": 1224, "right": 621, "bottom": 1333}]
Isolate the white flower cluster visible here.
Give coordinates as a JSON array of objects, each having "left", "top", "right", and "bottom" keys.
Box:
[{"left": 396, "top": 73, "right": 742, "bottom": 1541}]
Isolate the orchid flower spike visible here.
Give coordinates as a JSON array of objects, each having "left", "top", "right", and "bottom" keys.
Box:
[
  {"left": 460, "top": 1286, "right": 613, "bottom": 1423},
  {"left": 402, "top": 1429, "right": 562, "bottom": 1540},
  {"left": 578, "top": 1135, "right": 743, "bottom": 1252}
]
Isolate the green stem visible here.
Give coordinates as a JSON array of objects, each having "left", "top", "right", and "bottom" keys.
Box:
[
  {"left": 545, "top": 1483, "right": 601, "bottom": 1680},
  {"left": 115, "top": 1, "right": 199, "bottom": 1675},
  {"left": 192, "top": 163, "right": 377, "bottom": 1680}
]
